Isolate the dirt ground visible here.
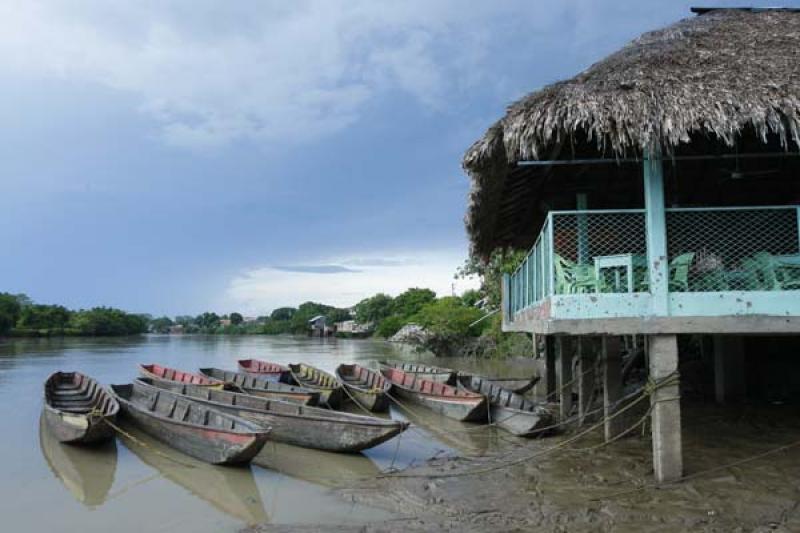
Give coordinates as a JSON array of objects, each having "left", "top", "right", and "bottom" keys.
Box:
[{"left": 244, "top": 403, "right": 800, "bottom": 532}]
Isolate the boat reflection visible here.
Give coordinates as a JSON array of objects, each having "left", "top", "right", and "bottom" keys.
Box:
[
  {"left": 39, "top": 414, "right": 118, "bottom": 507},
  {"left": 117, "top": 422, "right": 269, "bottom": 526},
  {"left": 254, "top": 442, "right": 381, "bottom": 488},
  {"left": 387, "top": 404, "right": 494, "bottom": 458}
]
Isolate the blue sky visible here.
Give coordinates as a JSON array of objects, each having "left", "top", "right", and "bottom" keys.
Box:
[{"left": 0, "top": 1, "right": 775, "bottom": 316}]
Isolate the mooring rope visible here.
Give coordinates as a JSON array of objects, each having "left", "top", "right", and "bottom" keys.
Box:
[
  {"left": 377, "top": 371, "right": 682, "bottom": 479},
  {"left": 94, "top": 410, "right": 197, "bottom": 468},
  {"left": 592, "top": 438, "right": 800, "bottom": 501}
]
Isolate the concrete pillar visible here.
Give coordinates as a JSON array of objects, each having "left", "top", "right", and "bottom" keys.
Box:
[
  {"left": 556, "top": 336, "right": 573, "bottom": 421},
  {"left": 649, "top": 334, "right": 683, "bottom": 483},
  {"left": 603, "top": 336, "right": 624, "bottom": 441},
  {"left": 577, "top": 337, "right": 595, "bottom": 425},
  {"left": 543, "top": 335, "right": 557, "bottom": 401},
  {"left": 713, "top": 335, "right": 746, "bottom": 404}
]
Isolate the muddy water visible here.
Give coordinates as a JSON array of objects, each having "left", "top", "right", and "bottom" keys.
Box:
[{"left": 0, "top": 335, "right": 536, "bottom": 532}]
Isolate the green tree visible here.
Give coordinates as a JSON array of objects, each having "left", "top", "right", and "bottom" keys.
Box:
[
  {"left": 460, "top": 289, "right": 482, "bottom": 308},
  {"left": 412, "top": 297, "right": 485, "bottom": 337},
  {"left": 17, "top": 304, "right": 72, "bottom": 330},
  {"left": 391, "top": 288, "right": 436, "bottom": 318},
  {"left": 149, "top": 316, "right": 174, "bottom": 333},
  {"left": 70, "top": 307, "right": 148, "bottom": 336},
  {"left": 457, "top": 248, "right": 526, "bottom": 309},
  {"left": 195, "top": 312, "right": 220, "bottom": 330},
  {"left": 229, "top": 312, "right": 244, "bottom": 325},
  {"left": 0, "top": 293, "right": 22, "bottom": 335},
  {"left": 327, "top": 308, "right": 351, "bottom": 324},
  {"left": 289, "top": 301, "right": 333, "bottom": 333},
  {"left": 375, "top": 315, "right": 407, "bottom": 338},
  {"left": 270, "top": 307, "right": 296, "bottom": 321},
  {"left": 354, "top": 293, "right": 394, "bottom": 324}
]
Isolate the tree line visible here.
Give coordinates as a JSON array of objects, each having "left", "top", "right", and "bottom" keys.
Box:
[{"left": 0, "top": 293, "right": 148, "bottom": 337}]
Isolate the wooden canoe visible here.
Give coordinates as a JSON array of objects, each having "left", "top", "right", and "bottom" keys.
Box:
[
  {"left": 287, "top": 363, "right": 344, "bottom": 408},
  {"left": 138, "top": 377, "right": 408, "bottom": 452},
  {"left": 110, "top": 381, "right": 269, "bottom": 465},
  {"left": 334, "top": 364, "right": 391, "bottom": 412},
  {"left": 378, "top": 360, "right": 455, "bottom": 384},
  {"left": 456, "top": 375, "right": 554, "bottom": 436},
  {"left": 380, "top": 367, "right": 487, "bottom": 422},
  {"left": 199, "top": 367, "right": 319, "bottom": 406},
  {"left": 237, "top": 358, "right": 290, "bottom": 382},
  {"left": 139, "top": 364, "right": 224, "bottom": 390},
  {"left": 43, "top": 371, "right": 120, "bottom": 444},
  {"left": 39, "top": 414, "right": 117, "bottom": 507},
  {"left": 467, "top": 374, "right": 540, "bottom": 395}
]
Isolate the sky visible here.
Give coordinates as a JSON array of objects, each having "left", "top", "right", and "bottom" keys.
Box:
[{"left": 0, "top": 0, "right": 782, "bottom": 317}]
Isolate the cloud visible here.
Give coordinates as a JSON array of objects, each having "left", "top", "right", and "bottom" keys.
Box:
[
  {"left": 272, "top": 265, "right": 360, "bottom": 274},
  {"left": 223, "top": 249, "right": 479, "bottom": 314},
  {"left": 0, "top": 1, "right": 569, "bottom": 148}
]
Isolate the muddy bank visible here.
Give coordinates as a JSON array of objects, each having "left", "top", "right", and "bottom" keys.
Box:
[{"left": 244, "top": 403, "right": 800, "bottom": 532}]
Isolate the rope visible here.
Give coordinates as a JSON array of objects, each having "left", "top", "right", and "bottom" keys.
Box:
[
  {"left": 592, "top": 438, "right": 800, "bottom": 501},
  {"left": 97, "top": 411, "right": 197, "bottom": 468},
  {"left": 378, "top": 371, "right": 680, "bottom": 480},
  {"left": 378, "top": 388, "right": 653, "bottom": 479}
]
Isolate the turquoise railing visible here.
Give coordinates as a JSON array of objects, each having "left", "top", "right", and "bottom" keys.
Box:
[{"left": 503, "top": 205, "right": 800, "bottom": 321}]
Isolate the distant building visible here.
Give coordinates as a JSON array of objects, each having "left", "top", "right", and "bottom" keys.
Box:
[
  {"left": 308, "top": 315, "right": 332, "bottom": 337},
  {"left": 335, "top": 320, "right": 372, "bottom": 334},
  {"left": 220, "top": 318, "right": 232, "bottom": 327},
  {"left": 168, "top": 324, "right": 184, "bottom": 335}
]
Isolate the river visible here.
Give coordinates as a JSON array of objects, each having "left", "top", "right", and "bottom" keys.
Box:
[{"left": 0, "top": 334, "right": 538, "bottom": 532}]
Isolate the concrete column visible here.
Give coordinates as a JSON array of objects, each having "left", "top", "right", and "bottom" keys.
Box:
[
  {"left": 713, "top": 335, "right": 746, "bottom": 404},
  {"left": 577, "top": 337, "right": 595, "bottom": 425},
  {"left": 545, "top": 335, "right": 557, "bottom": 402},
  {"left": 649, "top": 334, "right": 683, "bottom": 483},
  {"left": 556, "top": 336, "right": 573, "bottom": 421},
  {"left": 644, "top": 150, "right": 669, "bottom": 316},
  {"left": 603, "top": 336, "right": 624, "bottom": 441}
]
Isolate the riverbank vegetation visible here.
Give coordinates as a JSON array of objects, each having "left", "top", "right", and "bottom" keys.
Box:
[
  {"left": 0, "top": 293, "right": 148, "bottom": 337},
  {"left": 2, "top": 250, "right": 529, "bottom": 356}
]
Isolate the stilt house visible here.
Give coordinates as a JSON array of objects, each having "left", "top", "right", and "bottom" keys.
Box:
[{"left": 463, "top": 8, "right": 800, "bottom": 482}]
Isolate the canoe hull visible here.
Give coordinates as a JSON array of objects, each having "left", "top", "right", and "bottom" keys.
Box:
[
  {"left": 237, "top": 359, "right": 290, "bottom": 383},
  {"left": 139, "top": 364, "right": 224, "bottom": 390},
  {"left": 110, "top": 383, "right": 269, "bottom": 465},
  {"left": 311, "top": 387, "right": 344, "bottom": 409},
  {"left": 378, "top": 360, "right": 455, "bottom": 384},
  {"left": 137, "top": 378, "right": 408, "bottom": 452},
  {"left": 335, "top": 364, "right": 392, "bottom": 413},
  {"left": 343, "top": 387, "right": 390, "bottom": 412},
  {"left": 481, "top": 377, "right": 539, "bottom": 395},
  {"left": 457, "top": 375, "right": 553, "bottom": 436},
  {"left": 390, "top": 385, "right": 487, "bottom": 422},
  {"left": 200, "top": 368, "right": 319, "bottom": 406},
  {"left": 43, "top": 372, "right": 119, "bottom": 445},
  {"left": 287, "top": 364, "right": 344, "bottom": 409},
  {"left": 42, "top": 407, "right": 116, "bottom": 445}
]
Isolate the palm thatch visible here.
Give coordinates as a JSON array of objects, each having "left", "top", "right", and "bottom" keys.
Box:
[{"left": 464, "top": 9, "right": 800, "bottom": 258}]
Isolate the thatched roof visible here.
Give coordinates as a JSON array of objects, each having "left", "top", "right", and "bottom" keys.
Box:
[{"left": 464, "top": 8, "right": 800, "bottom": 258}]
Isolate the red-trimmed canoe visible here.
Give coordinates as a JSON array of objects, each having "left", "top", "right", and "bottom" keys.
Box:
[
  {"left": 380, "top": 367, "right": 487, "bottom": 422},
  {"left": 378, "top": 360, "right": 456, "bottom": 384},
  {"left": 199, "top": 368, "right": 319, "bottom": 406},
  {"left": 287, "top": 363, "right": 344, "bottom": 408},
  {"left": 237, "top": 359, "right": 289, "bottom": 381},
  {"left": 138, "top": 378, "right": 408, "bottom": 452},
  {"left": 335, "top": 364, "right": 391, "bottom": 412},
  {"left": 43, "top": 371, "right": 120, "bottom": 444},
  {"left": 110, "top": 381, "right": 269, "bottom": 465},
  {"left": 139, "top": 364, "right": 224, "bottom": 390},
  {"left": 456, "top": 375, "right": 554, "bottom": 436}
]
